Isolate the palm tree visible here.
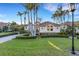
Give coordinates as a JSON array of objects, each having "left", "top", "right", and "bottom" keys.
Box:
[
  {"left": 17, "top": 12, "right": 23, "bottom": 25},
  {"left": 23, "top": 11, "right": 27, "bottom": 25},
  {"left": 35, "top": 4, "right": 39, "bottom": 24},
  {"left": 23, "top": 3, "right": 34, "bottom": 24},
  {"left": 52, "top": 10, "right": 61, "bottom": 24},
  {"left": 65, "top": 10, "right": 70, "bottom": 22}
]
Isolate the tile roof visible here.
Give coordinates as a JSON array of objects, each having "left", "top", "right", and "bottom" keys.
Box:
[{"left": 40, "top": 21, "right": 60, "bottom": 27}]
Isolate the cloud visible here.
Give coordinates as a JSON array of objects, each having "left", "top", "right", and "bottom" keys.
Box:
[
  {"left": 0, "top": 14, "right": 7, "bottom": 18},
  {"left": 44, "top": 4, "right": 57, "bottom": 12},
  {"left": 62, "top": 4, "right": 69, "bottom": 10}
]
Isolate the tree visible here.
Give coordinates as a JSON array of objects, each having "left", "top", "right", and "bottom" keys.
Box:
[
  {"left": 10, "top": 21, "right": 24, "bottom": 32},
  {"left": 23, "top": 3, "right": 39, "bottom": 36},
  {"left": 23, "top": 11, "right": 27, "bottom": 25},
  {"left": 17, "top": 11, "right": 23, "bottom": 25}
]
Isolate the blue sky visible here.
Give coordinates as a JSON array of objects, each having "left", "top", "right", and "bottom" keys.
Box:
[{"left": 0, "top": 3, "right": 79, "bottom": 24}]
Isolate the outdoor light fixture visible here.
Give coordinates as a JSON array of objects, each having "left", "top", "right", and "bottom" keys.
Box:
[{"left": 69, "top": 3, "right": 76, "bottom": 54}]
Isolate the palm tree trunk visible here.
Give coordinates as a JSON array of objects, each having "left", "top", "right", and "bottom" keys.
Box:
[
  {"left": 34, "top": 9, "right": 36, "bottom": 24},
  {"left": 28, "top": 10, "right": 30, "bottom": 24},
  {"left": 20, "top": 16, "right": 22, "bottom": 25},
  {"left": 24, "top": 16, "right": 26, "bottom": 25},
  {"left": 63, "top": 15, "right": 65, "bottom": 23},
  {"left": 30, "top": 10, "right": 32, "bottom": 24}
]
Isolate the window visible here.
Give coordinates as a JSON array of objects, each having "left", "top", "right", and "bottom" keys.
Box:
[
  {"left": 51, "top": 29, "right": 53, "bottom": 31},
  {"left": 48, "top": 26, "right": 49, "bottom": 27},
  {"left": 47, "top": 29, "right": 49, "bottom": 31}
]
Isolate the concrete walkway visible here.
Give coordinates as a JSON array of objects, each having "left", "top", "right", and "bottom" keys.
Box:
[{"left": 0, "top": 34, "right": 18, "bottom": 43}]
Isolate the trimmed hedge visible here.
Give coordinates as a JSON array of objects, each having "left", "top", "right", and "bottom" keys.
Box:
[
  {"left": 40, "top": 35, "right": 68, "bottom": 38},
  {"left": 23, "top": 33, "right": 29, "bottom": 36},
  {"left": 0, "top": 32, "right": 18, "bottom": 38},
  {"left": 40, "top": 32, "right": 68, "bottom": 38},
  {"left": 40, "top": 32, "right": 67, "bottom": 36},
  {"left": 19, "top": 30, "right": 30, "bottom": 34},
  {"left": 16, "top": 36, "right": 37, "bottom": 39},
  {"left": 77, "top": 36, "right": 79, "bottom": 39},
  {"left": 76, "top": 33, "right": 79, "bottom": 35}
]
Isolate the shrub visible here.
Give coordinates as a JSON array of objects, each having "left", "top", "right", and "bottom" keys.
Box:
[
  {"left": 40, "top": 35, "right": 68, "bottom": 38},
  {"left": 16, "top": 36, "right": 37, "bottom": 39},
  {"left": 76, "top": 33, "right": 79, "bottom": 35},
  {"left": 19, "top": 30, "right": 31, "bottom": 34},
  {"left": 23, "top": 33, "right": 29, "bottom": 36},
  {"left": 39, "top": 32, "right": 68, "bottom": 38},
  {"left": 40, "top": 32, "right": 67, "bottom": 36}
]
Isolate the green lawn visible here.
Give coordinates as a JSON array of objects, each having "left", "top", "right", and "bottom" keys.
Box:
[
  {"left": 0, "top": 32, "right": 15, "bottom": 36},
  {"left": 0, "top": 32, "right": 17, "bottom": 37},
  {"left": 0, "top": 38, "right": 79, "bottom": 56},
  {"left": 0, "top": 32, "right": 11, "bottom": 35}
]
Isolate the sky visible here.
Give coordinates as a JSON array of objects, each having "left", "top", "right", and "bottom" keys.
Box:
[{"left": 0, "top": 3, "right": 79, "bottom": 24}]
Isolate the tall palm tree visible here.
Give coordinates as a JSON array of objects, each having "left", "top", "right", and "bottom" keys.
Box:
[
  {"left": 23, "top": 11, "right": 27, "bottom": 25},
  {"left": 17, "top": 12, "right": 23, "bottom": 25},
  {"left": 35, "top": 4, "right": 39, "bottom": 24},
  {"left": 23, "top": 3, "right": 34, "bottom": 24},
  {"left": 65, "top": 10, "right": 70, "bottom": 22}
]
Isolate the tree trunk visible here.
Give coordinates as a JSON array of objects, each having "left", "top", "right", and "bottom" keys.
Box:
[
  {"left": 30, "top": 10, "right": 32, "bottom": 24},
  {"left": 34, "top": 9, "right": 36, "bottom": 24},
  {"left": 20, "top": 16, "right": 22, "bottom": 25},
  {"left": 24, "top": 15, "right": 26, "bottom": 25},
  {"left": 28, "top": 10, "right": 30, "bottom": 24}
]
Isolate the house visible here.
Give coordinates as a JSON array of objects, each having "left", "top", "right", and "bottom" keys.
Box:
[
  {"left": 24, "top": 21, "right": 79, "bottom": 36},
  {"left": 39, "top": 22, "right": 60, "bottom": 33},
  {"left": 0, "top": 22, "right": 11, "bottom": 32},
  {"left": 0, "top": 22, "right": 8, "bottom": 29},
  {"left": 60, "top": 22, "right": 72, "bottom": 30},
  {"left": 25, "top": 21, "right": 61, "bottom": 35},
  {"left": 60, "top": 22, "right": 79, "bottom": 33}
]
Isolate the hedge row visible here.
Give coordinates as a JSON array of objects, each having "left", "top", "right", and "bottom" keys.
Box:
[
  {"left": 15, "top": 35, "right": 68, "bottom": 39},
  {"left": 40, "top": 35, "right": 68, "bottom": 38},
  {"left": 40, "top": 32, "right": 67, "bottom": 36},
  {"left": 16, "top": 36, "right": 37, "bottom": 39},
  {"left": 77, "top": 36, "right": 79, "bottom": 39},
  {"left": 0, "top": 32, "right": 18, "bottom": 38},
  {"left": 23, "top": 33, "right": 29, "bottom": 36}
]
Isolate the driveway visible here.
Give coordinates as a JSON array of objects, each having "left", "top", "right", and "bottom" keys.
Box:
[{"left": 0, "top": 34, "right": 18, "bottom": 43}]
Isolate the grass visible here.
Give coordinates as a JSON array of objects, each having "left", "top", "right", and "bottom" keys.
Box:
[
  {"left": 0, "top": 32, "right": 11, "bottom": 35},
  {"left": 0, "top": 37, "right": 79, "bottom": 56},
  {"left": 0, "top": 32, "right": 17, "bottom": 37}
]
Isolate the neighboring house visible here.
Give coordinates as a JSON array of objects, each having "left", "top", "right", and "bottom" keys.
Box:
[
  {"left": 25, "top": 21, "right": 61, "bottom": 35},
  {"left": 0, "top": 22, "right": 8, "bottom": 29},
  {"left": 60, "top": 22, "right": 79, "bottom": 33},
  {"left": 0, "top": 22, "right": 8, "bottom": 31},
  {"left": 39, "top": 22, "right": 60, "bottom": 33},
  {"left": 24, "top": 21, "right": 79, "bottom": 35},
  {"left": 0, "top": 22, "right": 11, "bottom": 32},
  {"left": 60, "top": 22, "right": 72, "bottom": 29}
]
